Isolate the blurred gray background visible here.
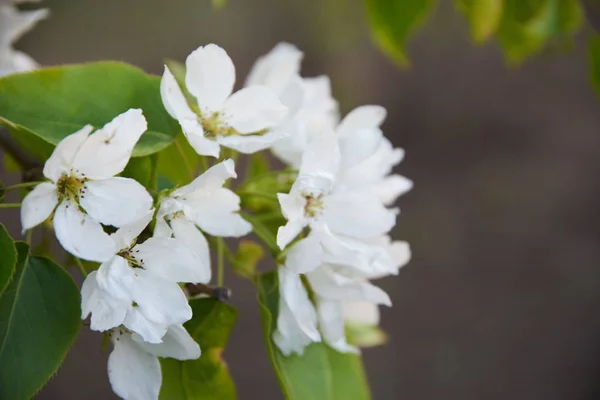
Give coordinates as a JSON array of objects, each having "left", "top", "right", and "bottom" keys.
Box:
[{"left": 4, "top": 0, "right": 600, "bottom": 399}]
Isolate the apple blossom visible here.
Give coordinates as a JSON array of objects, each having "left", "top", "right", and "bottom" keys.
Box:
[{"left": 160, "top": 43, "right": 288, "bottom": 158}]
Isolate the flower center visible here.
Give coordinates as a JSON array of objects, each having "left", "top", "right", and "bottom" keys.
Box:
[
  {"left": 303, "top": 193, "right": 324, "bottom": 218},
  {"left": 199, "top": 111, "right": 236, "bottom": 139},
  {"left": 117, "top": 248, "right": 145, "bottom": 269},
  {"left": 56, "top": 174, "right": 86, "bottom": 203}
]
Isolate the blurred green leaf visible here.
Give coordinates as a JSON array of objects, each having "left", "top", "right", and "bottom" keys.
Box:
[
  {"left": 456, "top": 0, "right": 504, "bottom": 43},
  {"left": 242, "top": 213, "right": 279, "bottom": 256},
  {"left": 157, "top": 133, "right": 198, "bottom": 187},
  {"left": 0, "top": 62, "right": 180, "bottom": 161},
  {"left": 0, "top": 224, "right": 17, "bottom": 295},
  {"left": 365, "top": 0, "right": 437, "bottom": 66},
  {"left": 257, "top": 271, "right": 371, "bottom": 400},
  {"left": 497, "top": 0, "right": 582, "bottom": 64},
  {"left": 212, "top": 0, "right": 226, "bottom": 9},
  {"left": 122, "top": 156, "right": 153, "bottom": 189},
  {"left": 0, "top": 243, "right": 81, "bottom": 400},
  {"left": 2, "top": 153, "right": 21, "bottom": 173},
  {"left": 247, "top": 153, "right": 270, "bottom": 179},
  {"left": 346, "top": 323, "right": 388, "bottom": 348},
  {"left": 228, "top": 240, "right": 264, "bottom": 280},
  {"left": 159, "top": 298, "right": 237, "bottom": 400}
]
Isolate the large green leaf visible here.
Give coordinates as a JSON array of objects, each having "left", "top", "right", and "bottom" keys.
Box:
[
  {"left": 0, "top": 223, "right": 17, "bottom": 295},
  {"left": 0, "top": 243, "right": 81, "bottom": 400},
  {"left": 156, "top": 132, "right": 198, "bottom": 187},
  {"left": 0, "top": 62, "right": 181, "bottom": 160},
  {"left": 159, "top": 298, "right": 237, "bottom": 400},
  {"left": 257, "top": 271, "right": 371, "bottom": 400},
  {"left": 365, "top": 0, "right": 437, "bottom": 66}
]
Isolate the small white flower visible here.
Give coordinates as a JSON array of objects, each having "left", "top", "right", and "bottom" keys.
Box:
[
  {"left": 20, "top": 109, "right": 153, "bottom": 262},
  {"left": 246, "top": 42, "right": 339, "bottom": 167},
  {"left": 276, "top": 129, "right": 397, "bottom": 249},
  {"left": 0, "top": 5, "right": 47, "bottom": 76},
  {"left": 160, "top": 43, "right": 288, "bottom": 158},
  {"left": 107, "top": 324, "right": 200, "bottom": 400},
  {"left": 81, "top": 210, "right": 206, "bottom": 343},
  {"left": 155, "top": 159, "right": 252, "bottom": 274}
]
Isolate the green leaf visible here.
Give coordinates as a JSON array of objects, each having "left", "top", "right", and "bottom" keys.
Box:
[
  {"left": 0, "top": 243, "right": 81, "bottom": 400},
  {"left": 257, "top": 271, "right": 371, "bottom": 400},
  {"left": 456, "top": 0, "right": 504, "bottom": 43},
  {"left": 365, "top": 0, "right": 437, "bottom": 66},
  {"left": 156, "top": 133, "right": 198, "bottom": 187},
  {"left": 0, "top": 224, "right": 17, "bottom": 295},
  {"left": 247, "top": 153, "right": 270, "bottom": 179},
  {"left": 159, "top": 298, "right": 237, "bottom": 400},
  {"left": 0, "top": 62, "right": 180, "bottom": 160},
  {"left": 212, "top": 0, "right": 226, "bottom": 9},
  {"left": 497, "top": 0, "right": 582, "bottom": 64},
  {"left": 122, "top": 156, "right": 153, "bottom": 189},
  {"left": 228, "top": 240, "right": 264, "bottom": 280},
  {"left": 242, "top": 213, "right": 279, "bottom": 256}
]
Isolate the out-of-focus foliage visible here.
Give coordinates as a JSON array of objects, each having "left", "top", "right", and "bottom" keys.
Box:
[
  {"left": 365, "top": 0, "right": 436, "bottom": 66},
  {"left": 365, "top": 0, "right": 583, "bottom": 66}
]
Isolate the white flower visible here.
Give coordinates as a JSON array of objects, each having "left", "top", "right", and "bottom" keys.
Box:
[
  {"left": 273, "top": 236, "right": 323, "bottom": 356},
  {"left": 20, "top": 109, "right": 153, "bottom": 262},
  {"left": 0, "top": 5, "right": 47, "bottom": 76},
  {"left": 335, "top": 105, "right": 413, "bottom": 205},
  {"left": 160, "top": 43, "right": 288, "bottom": 158},
  {"left": 155, "top": 159, "right": 252, "bottom": 273},
  {"left": 276, "top": 129, "right": 397, "bottom": 249},
  {"left": 81, "top": 210, "right": 206, "bottom": 343},
  {"left": 107, "top": 324, "right": 200, "bottom": 400},
  {"left": 246, "top": 42, "right": 339, "bottom": 167}
]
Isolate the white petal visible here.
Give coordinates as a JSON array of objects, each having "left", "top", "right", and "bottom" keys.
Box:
[
  {"left": 132, "top": 271, "right": 192, "bottom": 326},
  {"left": 307, "top": 267, "right": 391, "bottom": 306},
  {"left": 316, "top": 298, "right": 358, "bottom": 354},
  {"left": 276, "top": 219, "right": 305, "bottom": 250},
  {"left": 284, "top": 235, "right": 323, "bottom": 274},
  {"left": 160, "top": 65, "right": 198, "bottom": 121},
  {"left": 338, "top": 128, "right": 383, "bottom": 170},
  {"left": 81, "top": 271, "right": 128, "bottom": 331},
  {"left": 20, "top": 182, "right": 58, "bottom": 232},
  {"left": 323, "top": 192, "right": 397, "bottom": 239},
  {"left": 71, "top": 109, "right": 147, "bottom": 179},
  {"left": 183, "top": 188, "right": 252, "bottom": 237},
  {"left": 299, "top": 129, "right": 340, "bottom": 183},
  {"left": 180, "top": 119, "right": 220, "bottom": 158},
  {"left": 133, "top": 324, "right": 201, "bottom": 360},
  {"left": 341, "top": 301, "right": 380, "bottom": 326},
  {"left": 0, "top": 6, "right": 48, "bottom": 44},
  {"left": 216, "top": 130, "right": 287, "bottom": 154},
  {"left": 185, "top": 44, "right": 235, "bottom": 112},
  {"left": 110, "top": 209, "right": 154, "bottom": 251},
  {"left": 53, "top": 201, "right": 116, "bottom": 262},
  {"left": 222, "top": 86, "right": 288, "bottom": 133},
  {"left": 42, "top": 125, "right": 93, "bottom": 182},
  {"left": 374, "top": 175, "right": 413, "bottom": 205},
  {"left": 245, "top": 42, "right": 303, "bottom": 95},
  {"left": 133, "top": 237, "right": 207, "bottom": 283},
  {"left": 108, "top": 332, "right": 161, "bottom": 400},
  {"left": 272, "top": 267, "right": 320, "bottom": 356},
  {"left": 79, "top": 177, "right": 153, "bottom": 228},
  {"left": 96, "top": 256, "right": 135, "bottom": 302},
  {"left": 336, "top": 105, "right": 386, "bottom": 138},
  {"left": 169, "top": 217, "right": 211, "bottom": 282},
  {"left": 173, "top": 159, "right": 236, "bottom": 197},
  {"left": 276, "top": 190, "right": 307, "bottom": 249},
  {"left": 123, "top": 306, "right": 168, "bottom": 344},
  {"left": 364, "top": 236, "right": 411, "bottom": 278}
]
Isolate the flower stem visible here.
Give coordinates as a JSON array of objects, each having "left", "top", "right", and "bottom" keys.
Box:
[
  {"left": 75, "top": 257, "right": 88, "bottom": 278},
  {"left": 216, "top": 238, "right": 225, "bottom": 287},
  {"left": 174, "top": 139, "right": 194, "bottom": 180},
  {"left": 3, "top": 181, "right": 41, "bottom": 191},
  {"left": 0, "top": 203, "right": 21, "bottom": 208},
  {"left": 25, "top": 229, "right": 32, "bottom": 245}
]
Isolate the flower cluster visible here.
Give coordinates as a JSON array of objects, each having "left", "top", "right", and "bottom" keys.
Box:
[
  {"left": 0, "top": 0, "right": 47, "bottom": 76},
  {"left": 16, "top": 41, "right": 411, "bottom": 399},
  {"left": 246, "top": 43, "right": 413, "bottom": 355}
]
